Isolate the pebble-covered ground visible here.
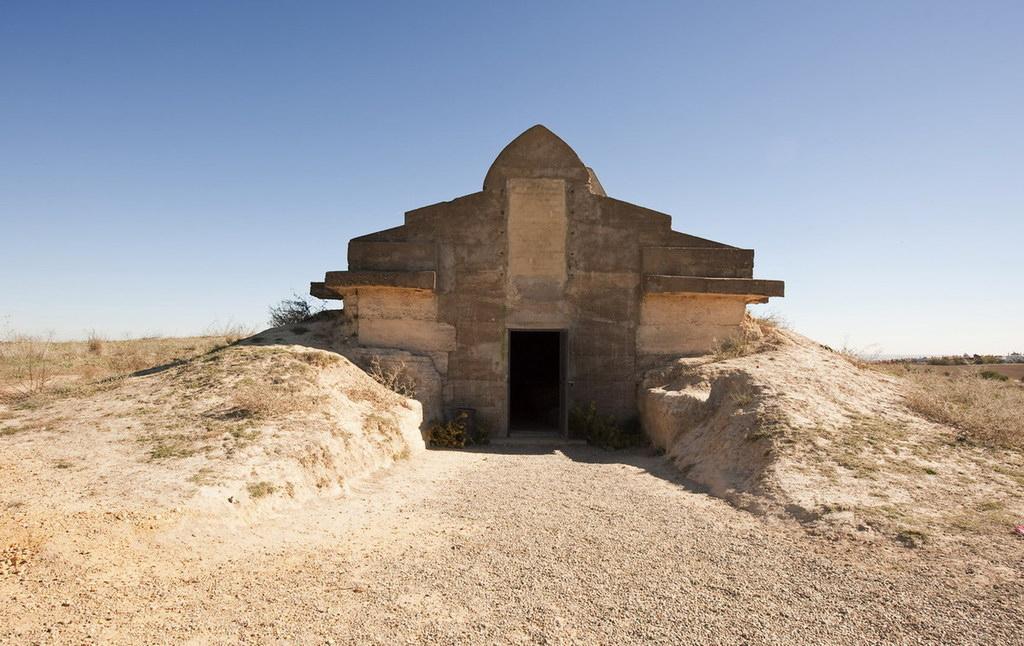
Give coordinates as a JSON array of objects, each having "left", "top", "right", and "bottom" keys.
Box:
[{"left": 2, "top": 445, "right": 1021, "bottom": 644}]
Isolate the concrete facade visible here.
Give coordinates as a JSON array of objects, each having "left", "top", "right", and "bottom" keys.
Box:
[{"left": 312, "top": 125, "right": 783, "bottom": 436}]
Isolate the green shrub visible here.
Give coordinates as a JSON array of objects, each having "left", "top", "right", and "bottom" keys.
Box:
[
  {"left": 570, "top": 402, "right": 646, "bottom": 450},
  {"left": 427, "top": 409, "right": 489, "bottom": 448},
  {"left": 979, "top": 370, "right": 1009, "bottom": 382}
]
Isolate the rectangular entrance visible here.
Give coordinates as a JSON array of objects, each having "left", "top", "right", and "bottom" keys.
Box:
[{"left": 508, "top": 330, "right": 565, "bottom": 434}]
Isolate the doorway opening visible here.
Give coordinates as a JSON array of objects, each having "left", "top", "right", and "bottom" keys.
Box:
[{"left": 508, "top": 330, "right": 564, "bottom": 434}]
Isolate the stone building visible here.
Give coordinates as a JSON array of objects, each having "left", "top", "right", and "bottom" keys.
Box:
[{"left": 311, "top": 125, "right": 783, "bottom": 437}]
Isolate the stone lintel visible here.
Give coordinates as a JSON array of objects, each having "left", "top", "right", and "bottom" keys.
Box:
[
  {"left": 643, "top": 274, "right": 785, "bottom": 299},
  {"left": 310, "top": 282, "right": 342, "bottom": 300},
  {"left": 323, "top": 270, "right": 437, "bottom": 291}
]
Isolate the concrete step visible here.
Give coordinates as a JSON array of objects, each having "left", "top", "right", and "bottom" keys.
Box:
[{"left": 491, "top": 431, "right": 587, "bottom": 447}]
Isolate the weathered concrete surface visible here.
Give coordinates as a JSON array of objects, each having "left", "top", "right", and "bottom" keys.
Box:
[{"left": 313, "top": 125, "right": 784, "bottom": 434}]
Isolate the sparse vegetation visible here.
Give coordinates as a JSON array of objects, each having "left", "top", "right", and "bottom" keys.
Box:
[
  {"left": 711, "top": 313, "right": 782, "bottom": 361},
  {"left": 247, "top": 481, "right": 276, "bottom": 499},
  {"left": 269, "top": 293, "right": 325, "bottom": 328},
  {"left": 0, "top": 333, "right": 240, "bottom": 404},
  {"left": 367, "top": 356, "right": 417, "bottom": 397},
  {"left": 900, "top": 370, "right": 1024, "bottom": 450},
  {"left": 86, "top": 331, "right": 104, "bottom": 355},
  {"left": 0, "top": 333, "right": 55, "bottom": 399},
  {"left": 229, "top": 377, "right": 304, "bottom": 420},
  {"left": 979, "top": 370, "right": 1009, "bottom": 382}
]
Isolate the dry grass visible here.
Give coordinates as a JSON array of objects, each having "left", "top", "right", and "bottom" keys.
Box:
[
  {"left": 0, "top": 334, "right": 55, "bottom": 398},
  {"left": 899, "top": 369, "right": 1024, "bottom": 450},
  {"left": 0, "top": 334, "right": 239, "bottom": 404},
  {"left": 246, "top": 481, "right": 277, "bottom": 499},
  {"left": 228, "top": 377, "right": 304, "bottom": 420},
  {"left": 711, "top": 314, "right": 782, "bottom": 361}
]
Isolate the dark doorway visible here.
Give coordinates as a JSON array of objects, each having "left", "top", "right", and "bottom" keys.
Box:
[{"left": 509, "top": 330, "right": 563, "bottom": 433}]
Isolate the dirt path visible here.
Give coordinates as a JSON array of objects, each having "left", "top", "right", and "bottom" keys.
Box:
[{"left": 3, "top": 446, "right": 1022, "bottom": 644}]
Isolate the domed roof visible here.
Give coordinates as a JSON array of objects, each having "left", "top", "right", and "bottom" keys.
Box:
[{"left": 483, "top": 125, "right": 603, "bottom": 194}]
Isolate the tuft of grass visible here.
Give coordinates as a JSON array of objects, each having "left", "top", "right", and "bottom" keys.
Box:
[
  {"left": 229, "top": 378, "right": 302, "bottom": 419},
  {"left": 299, "top": 351, "right": 339, "bottom": 369},
  {"left": 148, "top": 439, "right": 198, "bottom": 460},
  {"left": 247, "top": 481, "right": 276, "bottom": 499},
  {"left": 895, "top": 529, "right": 928, "bottom": 548}
]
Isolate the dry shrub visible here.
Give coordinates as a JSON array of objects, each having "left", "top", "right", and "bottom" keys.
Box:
[
  {"left": 86, "top": 331, "right": 105, "bottom": 355},
  {"left": 903, "top": 371, "right": 1024, "bottom": 450},
  {"left": 367, "top": 356, "right": 417, "bottom": 397},
  {"left": 710, "top": 313, "right": 784, "bottom": 362},
  {"left": 269, "top": 294, "right": 324, "bottom": 328},
  {"left": 230, "top": 378, "right": 303, "bottom": 419},
  {"left": 0, "top": 334, "right": 55, "bottom": 399}
]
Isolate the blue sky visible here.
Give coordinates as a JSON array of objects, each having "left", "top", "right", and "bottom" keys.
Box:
[{"left": 1, "top": 1, "right": 1021, "bottom": 355}]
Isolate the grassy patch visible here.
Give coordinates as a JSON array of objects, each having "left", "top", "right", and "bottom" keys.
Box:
[
  {"left": 148, "top": 436, "right": 198, "bottom": 460},
  {"left": 247, "top": 481, "right": 276, "bottom": 498},
  {"left": 899, "top": 370, "right": 1024, "bottom": 450}
]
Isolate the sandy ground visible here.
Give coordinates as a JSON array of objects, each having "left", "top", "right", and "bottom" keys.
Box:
[{"left": 3, "top": 445, "right": 1021, "bottom": 645}]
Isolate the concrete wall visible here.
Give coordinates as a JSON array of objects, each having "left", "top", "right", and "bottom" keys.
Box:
[
  {"left": 335, "top": 126, "right": 770, "bottom": 437},
  {"left": 637, "top": 294, "right": 747, "bottom": 357}
]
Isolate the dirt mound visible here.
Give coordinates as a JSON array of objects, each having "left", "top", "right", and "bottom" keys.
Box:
[
  {"left": 0, "top": 341, "right": 425, "bottom": 517},
  {"left": 640, "top": 327, "right": 1024, "bottom": 544}
]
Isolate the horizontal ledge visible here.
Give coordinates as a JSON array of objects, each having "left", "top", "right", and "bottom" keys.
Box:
[
  {"left": 643, "top": 274, "right": 785, "bottom": 298},
  {"left": 310, "top": 282, "right": 342, "bottom": 300},
  {"left": 323, "top": 270, "right": 437, "bottom": 291}
]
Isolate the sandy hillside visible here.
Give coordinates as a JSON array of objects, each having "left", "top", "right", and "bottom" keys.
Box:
[
  {"left": 0, "top": 339, "right": 424, "bottom": 520},
  {"left": 641, "top": 324, "right": 1024, "bottom": 546}
]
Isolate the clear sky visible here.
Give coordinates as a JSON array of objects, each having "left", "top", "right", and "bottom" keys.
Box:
[{"left": 1, "top": 2, "right": 1021, "bottom": 356}]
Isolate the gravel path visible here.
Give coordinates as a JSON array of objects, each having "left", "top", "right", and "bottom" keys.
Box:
[{"left": 3, "top": 445, "right": 1021, "bottom": 644}]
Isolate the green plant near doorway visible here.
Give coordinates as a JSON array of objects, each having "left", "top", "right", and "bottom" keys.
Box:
[
  {"left": 569, "top": 402, "right": 646, "bottom": 450},
  {"left": 427, "top": 410, "right": 490, "bottom": 449}
]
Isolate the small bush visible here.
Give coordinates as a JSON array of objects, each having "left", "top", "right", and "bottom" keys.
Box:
[
  {"left": 427, "top": 409, "right": 488, "bottom": 448},
  {"left": 269, "top": 293, "right": 325, "bottom": 328},
  {"left": 86, "top": 331, "right": 105, "bottom": 355},
  {"left": 367, "top": 356, "right": 417, "bottom": 398},
  {"left": 569, "top": 402, "right": 645, "bottom": 450},
  {"left": 979, "top": 370, "right": 1008, "bottom": 382},
  {"left": 0, "top": 334, "right": 55, "bottom": 399}
]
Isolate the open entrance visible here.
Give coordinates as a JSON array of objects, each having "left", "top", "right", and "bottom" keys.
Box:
[{"left": 508, "top": 330, "right": 564, "bottom": 434}]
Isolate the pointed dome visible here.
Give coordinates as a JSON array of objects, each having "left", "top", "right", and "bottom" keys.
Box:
[{"left": 483, "top": 125, "right": 598, "bottom": 191}]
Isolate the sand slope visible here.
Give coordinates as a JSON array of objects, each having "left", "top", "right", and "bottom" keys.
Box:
[
  {"left": 640, "top": 327, "right": 1024, "bottom": 544},
  {"left": 0, "top": 341, "right": 424, "bottom": 518}
]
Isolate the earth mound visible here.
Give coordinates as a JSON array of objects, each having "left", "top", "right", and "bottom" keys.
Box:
[
  {"left": 0, "top": 340, "right": 425, "bottom": 517},
  {"left": 640, "top": 324, "right": 1024, "bottom": 545}
]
